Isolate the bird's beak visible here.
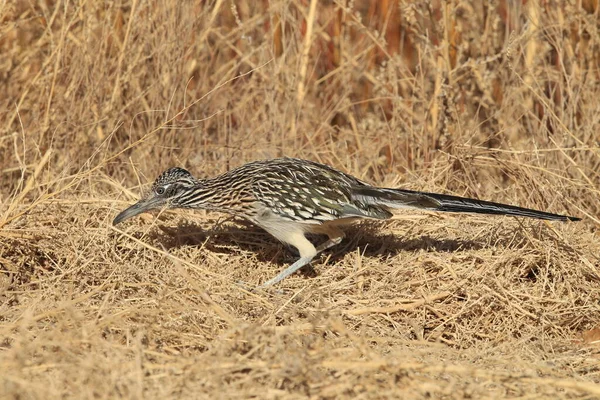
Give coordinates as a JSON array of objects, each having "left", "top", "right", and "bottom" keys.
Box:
[{"left": 113, "top": 197, "right": 163, "bottom": 226}]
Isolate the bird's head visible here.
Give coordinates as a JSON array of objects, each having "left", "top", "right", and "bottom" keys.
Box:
[{"left": 113, "top": 167, "right": 197, "bottom": 225}]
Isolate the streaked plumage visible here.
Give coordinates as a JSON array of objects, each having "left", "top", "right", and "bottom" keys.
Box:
[{"left": 113, "top": 157, "right": 580, "bottom": 288}]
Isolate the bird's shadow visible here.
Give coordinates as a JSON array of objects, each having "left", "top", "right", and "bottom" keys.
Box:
[{"left": 144, "top": 218, "right": 486, "bottom": 270}]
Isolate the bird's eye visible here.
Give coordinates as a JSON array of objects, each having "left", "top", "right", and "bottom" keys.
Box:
[{"left": 155, "top": 187, "right": 166, "bottom": 195}]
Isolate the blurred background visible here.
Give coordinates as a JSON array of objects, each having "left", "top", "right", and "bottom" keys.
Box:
[{"left": 1, "top": 0, "right": 597, "bottom": 219}]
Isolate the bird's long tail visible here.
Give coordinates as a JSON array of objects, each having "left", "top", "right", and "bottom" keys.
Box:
[{"left": 352, "top": 186, "right": 580, "bottom": 222}]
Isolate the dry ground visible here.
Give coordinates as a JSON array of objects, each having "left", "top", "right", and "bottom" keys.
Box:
[{"left": 1, "top": 1, "right": 600, "bottom": 398}]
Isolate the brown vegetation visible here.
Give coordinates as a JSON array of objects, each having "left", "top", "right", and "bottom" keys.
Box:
[{"left": 1, "top": 0, "right": 599, "bottom": 398}]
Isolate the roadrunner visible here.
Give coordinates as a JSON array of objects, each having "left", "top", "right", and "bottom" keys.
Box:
[{"left": 113, "top": 158, "right": 580, "bottom": 287}]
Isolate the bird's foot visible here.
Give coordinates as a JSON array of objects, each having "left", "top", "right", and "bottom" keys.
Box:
[{"left": 235, "top": 280, "right": 286, "bottom": 295}]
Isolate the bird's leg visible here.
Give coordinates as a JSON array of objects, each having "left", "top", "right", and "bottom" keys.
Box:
[
  {"left": 258, "top": 255, "right": 314, "bottom": 288},
  {"left": 258, "top": 233, "right": 317, "bottom": 288},
  {"left": 257, "top": 228, "right": 347, "bottom": 289},
  {"left": 315, "top": 227, "right": 345, "bottom": 253}
]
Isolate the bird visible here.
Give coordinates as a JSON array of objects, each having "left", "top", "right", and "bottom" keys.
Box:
[{"left": 112, "top": 157, "right": 580, "bottom": 288}]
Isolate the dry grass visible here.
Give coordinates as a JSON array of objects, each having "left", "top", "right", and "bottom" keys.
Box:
[{"left": 1, "top": 0, "right": 600, "bottom": 398}]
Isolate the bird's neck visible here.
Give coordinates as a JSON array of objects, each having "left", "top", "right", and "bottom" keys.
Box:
[{"left": 182, "top": 174, "right": 255, "bottom": 216}]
